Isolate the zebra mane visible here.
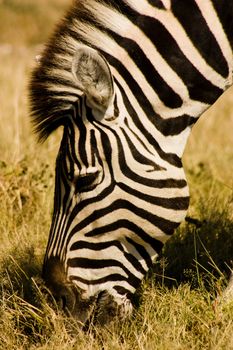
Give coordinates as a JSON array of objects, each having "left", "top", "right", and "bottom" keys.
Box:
[
  {"left": 29, "top": 0, "right": 138, "bottom": 141},
  {"left": 29, "top": 10, "right": 78, "bottom": 142},
  {"left": 29, "top": 2, "right": 90, "bottom": 142}
]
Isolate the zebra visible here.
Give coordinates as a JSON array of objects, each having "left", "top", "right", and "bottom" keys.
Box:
[{"left": 29, "top": 0, "right": 233, "bottom": 325}]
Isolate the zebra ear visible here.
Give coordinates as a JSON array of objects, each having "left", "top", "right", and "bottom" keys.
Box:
[{"left": 72, "top": 46, "right": 114, "bottom": 115}]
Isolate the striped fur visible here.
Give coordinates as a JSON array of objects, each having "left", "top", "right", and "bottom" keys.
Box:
[{"left": 30, "top": 0, "right": 233, "bottom": 325}]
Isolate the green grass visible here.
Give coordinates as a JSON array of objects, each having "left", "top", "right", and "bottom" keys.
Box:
[{"left": 0, "top": 1, "right": 233, "bottom": 348}]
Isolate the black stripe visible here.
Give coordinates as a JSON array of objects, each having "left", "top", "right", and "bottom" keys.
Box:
[
  {"left": 70, "top": 240, "right": 121, "bottom": 251},
  {"left": 90, "top": 129, "right": 97, "bottom": 166},
  {"left": 113, "top": 95, "right": 119, "bottom": 118},
  {"left": 99, "top": 128, "right": 114, "bottom": 178},
  {"left": 88, "top": 128, "right": 105, "bottom": 177},
  {"left": 212, "top": 0, "right": 233, "bottom": 50},
  {"left": 102, "top": 0, "right": 165, "bottom": 12},
  {"left": 70, "top": 273, "right": 127, "bottom": 285},
  {"left": 68, "top": 257, "right": 124, "bottom": 269},
  {"left": 75, "top": 103, "right": 89, "bottom": 168},
  {"left": 60, "top": 148, "right": 73, "bottom": 212},
  {"left": 87, "top": 0, "right": 135, "bottom": 18},
  {"left": 126, "top": 237, "right": 153, "bottom": 270},
  {"left": 44, "top": 172, "right": 62, "bottom": 261},
  {"left": 147, "top": 0, "right": 166, "bottom": 9},
  {"left": 113, "top": 285, "right": 133, "bottom": 297}
]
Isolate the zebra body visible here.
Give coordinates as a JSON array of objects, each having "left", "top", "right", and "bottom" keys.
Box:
[{"left": 30, "top": 0, "right": 233, "bottom": 324}]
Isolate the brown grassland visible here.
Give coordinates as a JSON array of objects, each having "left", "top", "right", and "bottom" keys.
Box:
[{"left": 0, "top": 1, "right": 233, "bottom": 349}]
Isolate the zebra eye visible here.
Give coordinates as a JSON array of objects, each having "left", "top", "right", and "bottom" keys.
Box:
[{"left": 75, "top": 171, "right": 100, "bottom": 193}]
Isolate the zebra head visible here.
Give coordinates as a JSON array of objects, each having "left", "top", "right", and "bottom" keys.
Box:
[
  {"left": 42, "top": 46, "right": 137, "bottom": 325},
  {"left": 30, "top": 43, "right": 188, "bottom": 325},
  {"left": 29, "top": 0, "right": 233, "bottom": 327}
]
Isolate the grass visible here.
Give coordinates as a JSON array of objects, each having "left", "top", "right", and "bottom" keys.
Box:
[
  {"left": 0, "top": 0, "right": 70, "bottom": 46},
  {"left": 0, "top": 1, "right": 233, "bottom": 348}
]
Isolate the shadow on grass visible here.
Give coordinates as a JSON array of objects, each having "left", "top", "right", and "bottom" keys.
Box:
[
  {"left": 153, "top": 210, "right": 233, "bottom": 291},
  {"left": 151, "top": 161, "right": 233, "bottom": 291},
  {"left": 0, "top": 246, "right": 58, "bottom": 344},
  {"left": 0, "top": 245, "right": 42, "bottom": 301}
]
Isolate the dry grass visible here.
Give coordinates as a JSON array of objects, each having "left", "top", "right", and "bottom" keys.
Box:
[
  {"left": 0, "top": 0, "right": 71, "bottom": 46},
  {"left": 0, "top": 1, "right": 233, "bottom": 349}
]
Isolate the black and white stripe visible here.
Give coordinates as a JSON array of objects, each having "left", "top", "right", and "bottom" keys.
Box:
[{"left": 30, "top": 0, "right": 233, "bottom": 324}]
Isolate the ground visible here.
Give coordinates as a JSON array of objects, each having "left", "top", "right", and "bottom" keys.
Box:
[{"left": 0, "top": 1, "right": 233, "bottom": 349}]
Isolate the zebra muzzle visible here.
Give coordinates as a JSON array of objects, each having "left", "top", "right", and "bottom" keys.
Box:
[{"left": 42, "top": 256, "right": 97, "bottom": 325}]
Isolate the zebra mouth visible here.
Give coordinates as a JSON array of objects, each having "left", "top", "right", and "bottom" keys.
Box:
[
  {"left": 56, "top": 284, "right": 97, "bottom": 325},
  {"left": 49, "top": 280, "right": 120, "bottom": 327},
  {"left": 42, "top": 257, "right": 120, "bottom": 326},
  {"left": 57, "top": 286, "right": 131, "bottom": 330},
  {"left": 62, "top": 288, "right": 120, "bottom": 327},
  {"left": 89, "top": 290, "right": 120, "bottom": 326}
]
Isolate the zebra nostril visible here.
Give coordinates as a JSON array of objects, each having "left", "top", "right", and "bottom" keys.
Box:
[
  {"left": 56, "top": 294, "right": 68, "bottom": 311},
  {"left": 61, "top": 295, "right": 67, "bottom": 309},
  {"left": 55, "top": 285, "right": 76, "bottom": 316}
]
